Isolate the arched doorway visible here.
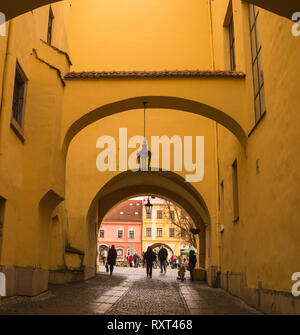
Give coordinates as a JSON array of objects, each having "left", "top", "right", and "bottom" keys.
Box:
[{"left": 83, "top": 169, "right": 211, "bottom": 280}]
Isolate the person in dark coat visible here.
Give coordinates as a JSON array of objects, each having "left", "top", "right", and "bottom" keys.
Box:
[
  {"left": 144, "top": 247, "right": 156, "bottom": 278},
  {"left": 107, "top": 245, "right": 117, "bottom": 276},
  {"left": 188, "top": 250, "right": 197, "bottom": 281},
  {"left": 158, "top": 246, "right": 168, "bottom": 273}
]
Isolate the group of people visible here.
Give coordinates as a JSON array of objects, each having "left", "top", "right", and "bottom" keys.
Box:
[{"left": 101, "top": 245, "right": 197, "bottom": 281}]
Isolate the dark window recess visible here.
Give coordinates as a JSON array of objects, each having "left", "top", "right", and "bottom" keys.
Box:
[
  {"left": 169, "top": 211, "right": 175, "bottom": 219},
  {"left": 99, "top": 230, "right": 104, "bottom": 238},
  {"left": 118, "top": 230, "right": 123, "bottom": 239},
  {"left": 47, "top": 7, "right": 54, "bottom": 45},
  {"left": 249, "top": 4, "right": 266, "bottom": 123},
  {"left": 129, "top": 230, "right": 134, "bottom": 239},
  {"left": 157, "top": 210, "right": 162, "bottom": 219},
  {"left": 157, "top": 228, "right": 163, "bottom": 237},
  {"left": 229, "top": 15, "right": 236, "bottom": 71},
  {"left": 12, "top": 62, "right": 27, "bottom": 129},
  {"left": 232, "top": 159, "right": 239, "bottom": 222}
]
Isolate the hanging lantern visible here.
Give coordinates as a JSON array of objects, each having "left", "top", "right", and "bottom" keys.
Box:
[
  {"left": 190, "top": 228, "right": 201, "bottom": 235},
  {"left": 137, "top": 139, "right": 152, "bottom": 171},
  {"left": 145, "top": 197, "right": 153, "bottom": 216},
  {"left": 137, "top": 102, "right": 152, "bottom": 171}
]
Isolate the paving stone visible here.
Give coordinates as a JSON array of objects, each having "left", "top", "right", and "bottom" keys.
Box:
[{"left": 0, "top": 267, "right": 261, "bottom": 315}]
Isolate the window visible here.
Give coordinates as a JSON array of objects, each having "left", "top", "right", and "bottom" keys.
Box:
[
  {"left": 11, "top": 61, "right": 28, "bottom": 138},
  {"left": 232, "top": 160, "right": 239, "bottom": 222},
  {"left": 129, "top": 203, "right": 133, "bottom": 206},
  {"left": 169, "top": 211, "right": 175, "bottom": 220},
  {"left": 0, "top": 197, "right": 6, "bottom": 258},
  {"left": 135, "top": 212, "right": 139, "bottom": 215},
  {"left": 120, "top": 211, "right": 124, "bottom": 215},
  {"left": 146, "top": 227, "right": 152, "bottom": 237},
  {"left": 99, "top": 229, "right": 104, "bottom": 238},
  {"left": 228, "top": 14, "right": 236, "bottom": 71},
  {"left": 129, "top": 230, "right": 134, "bottom": 239},
  {"left": 146, "top": 211, "right": 152, "bottom": 219},
  {"left": 47, "top": 7, "right": 54, "bottom": 45},
  {"left": 118, "top": 230, "right": 123, "bottom": 239},
  {"left": 157, "top": 210, "right": 162, "bottom": 219},
  {"left": 249, "top": 4, "right": 266, "bottom": 123},
  {"left": 157, "top": 228, "right": 163, "bottom": 237},
  {"left": 117, "top": 248, "right": 123, "bottom": 258},
  {"left": 169, "top": 228, "right": 175, "bottom": 237}
]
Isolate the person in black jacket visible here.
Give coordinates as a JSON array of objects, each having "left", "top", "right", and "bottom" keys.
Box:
[
  {"left": 107, "top": 245, "right": 117, "bottom": 276},
  {"left": 188, "top": 250, "right": 197, "bottom": 281},
  {"left": 144, "top": 247, "right": 156, "bottom": 278},
  {"left": 158, "top": 246, "right": 168, "bottom": 273}
]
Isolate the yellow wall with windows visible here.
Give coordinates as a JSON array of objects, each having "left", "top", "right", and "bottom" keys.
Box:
[
  {"left": 142, "top": 203, "right": 193, "bottom": 257},
  {"left": 0, "top": 0, "right": 299, "bottom": 313}
]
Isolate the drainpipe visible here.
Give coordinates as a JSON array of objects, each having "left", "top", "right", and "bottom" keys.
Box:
[{"left": 0, "top": 20, "right": 14, "bottom": 154}]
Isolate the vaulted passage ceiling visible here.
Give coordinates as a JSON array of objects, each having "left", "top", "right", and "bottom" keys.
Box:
[{"left": 1, "top": 0, "right": 298, "bottom": 21}]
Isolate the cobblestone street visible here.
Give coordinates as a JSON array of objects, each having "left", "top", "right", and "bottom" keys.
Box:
[{"left": 0, "top": 267, "right": 261, "bottom": 315}]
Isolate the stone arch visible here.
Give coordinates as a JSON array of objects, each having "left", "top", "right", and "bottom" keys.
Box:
[
  {"left": 84, "top": 169, "right": 210, "bottom": 277},
  {"left": 148, "top": 243, "right": 175, "bottom": 256},
  {"left": 62, "top": 96, "right": 248, "bottom": 154}
]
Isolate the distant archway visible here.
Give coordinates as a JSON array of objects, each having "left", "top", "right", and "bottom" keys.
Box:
[{"left": 149, "top": 243, "right": 174, "bottom": 256}]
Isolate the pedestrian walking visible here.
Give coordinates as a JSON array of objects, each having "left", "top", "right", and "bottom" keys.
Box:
[
  {"left": 158, "top": 246, "right": 168, "bottom": 273},
  {"left": 133, "top": 253, "right": 139, "bottom": 268},
  {"left": 107, "top": 245, "right": 117, "bottom": 276},
  {"left": 102, "top": 249, "right": 107, "bottom": 265},
  {"left": 188, "top": 250, "right": 197, "bottom": 281},
  {"left": 144, "top": 247, "right": 156, "bottom": 278},
  {"left": 128, "top": 253, "right": 133, "bottom": 267}
]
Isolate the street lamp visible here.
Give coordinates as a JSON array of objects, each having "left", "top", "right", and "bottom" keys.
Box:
[{"left": 145, "top": 197, "right": 153, "bottom": 216}]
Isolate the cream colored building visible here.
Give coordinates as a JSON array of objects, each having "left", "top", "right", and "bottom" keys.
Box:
[{"left": 142, "top": 198, "right": 192, "bottom": 257}]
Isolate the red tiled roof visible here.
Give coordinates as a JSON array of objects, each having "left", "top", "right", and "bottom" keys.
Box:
[
  {"left": 65, "top": 70, "right": 245, "bottom": 79},
  {"left": 104, "top": 200, "right": 143, "bottom": 222}
]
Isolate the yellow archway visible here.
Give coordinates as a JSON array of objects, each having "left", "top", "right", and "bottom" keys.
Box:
[{"left": 82, "top": 170, "right": 210, "bottom": 279}]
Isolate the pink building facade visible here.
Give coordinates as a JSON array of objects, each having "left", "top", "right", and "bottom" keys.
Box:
[{"left": 98, "top": 200, "right": 143, "bottom": 259}]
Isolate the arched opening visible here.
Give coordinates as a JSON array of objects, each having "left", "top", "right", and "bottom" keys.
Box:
[
  {"left": 149, "top": 243, "right": 175, "bottom": 256},
  {"left": 84, "top": 170, "right": 211, "bottom": 280},
  {"left": 62, "top": 96, "right": 248, "bottom": 154}
]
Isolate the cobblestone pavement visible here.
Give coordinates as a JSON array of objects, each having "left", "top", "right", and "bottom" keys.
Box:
[{"left": 0, "top": 266, "right": 261, "bottom": 315}]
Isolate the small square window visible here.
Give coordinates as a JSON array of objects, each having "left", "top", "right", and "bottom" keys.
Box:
[
  {"left": 157, "top": 228, "right": 163, "bottom": 237},
  {"left": 146, "top": 228, "right": 152, "bottom": 237},
  {"left": 169, "top": 228, "right": 175, "bottom": 237}
]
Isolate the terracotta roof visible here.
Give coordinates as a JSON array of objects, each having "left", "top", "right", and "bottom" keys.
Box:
[
  {"left": 65, "top": 70, "right": 245, "bottom": 79},
  {"left": 104, "top": 200, "right": 143, "bottom": 222}
]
